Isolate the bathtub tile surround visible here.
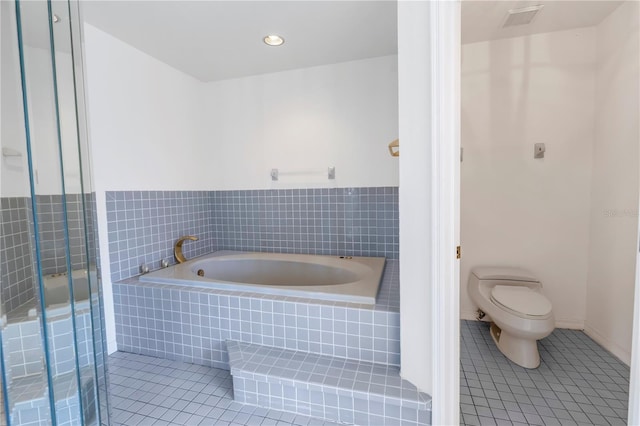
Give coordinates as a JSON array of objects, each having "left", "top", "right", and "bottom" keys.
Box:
[
  {"left": 113, "top": 259, "right": 409, "bottom": 423},
  {"left": 375, "top": 259, "right": 400, "bottom": 312},
  {"left": 106, "top": 187, "right": 398, "bottom": 282},
  {"left": 211, "top": 187, "right": 398, "bottom": 260},
  {"left": 106, "top": 190, "right": 214, "bottom": 282},
  {"left": 228, "top": 340, "right": 431, "bottom": 425},
  {"left": 460, "top": 320, "right": 629, "bottom": 426},
  {"left": 113, "top": 260, "right": 400, "bottom": 369},
  {"left": 110, "top": 186, "right": 401, "bottom": 423}
]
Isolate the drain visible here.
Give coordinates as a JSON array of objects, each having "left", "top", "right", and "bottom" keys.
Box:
[{"left": 197, "top": 269, "right": 205, "bottom": 277}]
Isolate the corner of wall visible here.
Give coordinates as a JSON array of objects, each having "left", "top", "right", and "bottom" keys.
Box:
[
  {"left": 95, "top": 189, "right": 117, "bottom": 354},
  {"left": 584, "top": 0, "right": 640, "bottom": 364}
]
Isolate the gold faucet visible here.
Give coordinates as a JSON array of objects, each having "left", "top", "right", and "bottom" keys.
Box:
[{"left": 174, "top": 235, "right": 198, "bottom": 263}]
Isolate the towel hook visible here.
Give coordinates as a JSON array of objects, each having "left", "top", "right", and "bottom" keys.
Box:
[{"left": 388, "top": 139, "right": 399, "bottom": 157}]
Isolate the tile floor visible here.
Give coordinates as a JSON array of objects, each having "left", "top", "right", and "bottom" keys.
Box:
[
  {"left": 109, "top": 321, "right": 631, "bottom": 426},
  {"left": 461, "top": 320, "right": 630, "bottom": 426},
  {"left": 108, "top": 351, "right": 336, "bottom": 426}
]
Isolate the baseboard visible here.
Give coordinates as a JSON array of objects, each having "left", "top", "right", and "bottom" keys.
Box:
[
  {"left": 584, "top": 324, "right": 631, "bottom": 366},
  {"left": 461, "top": 310, "right": 479, "bottom": 321},
  {"left": 554, "top": 318, "right": 584, "bottom": 330}
]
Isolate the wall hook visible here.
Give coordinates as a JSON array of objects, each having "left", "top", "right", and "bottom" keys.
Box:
[{"left": 388, "top": 139, "right": 399, "bottom": 157}]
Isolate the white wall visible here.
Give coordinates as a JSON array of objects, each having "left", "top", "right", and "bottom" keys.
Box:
[
  {"left": 83, "top": 25, "right": 206, "bottom": 193},
  {"left": 584, "top": 1, "right": 639, "bottom": 365},
  {"left": 398, "top": 1, "right": 433, "bottom": 395},
  {"left": 85, "top": 23, "right": 398, "bottom": 193},
  {"left": 84, "top": 24, "right": 206, "bottom": 352},
  {"left": 1, "top": 1, "right": 31, "bottom": 198},
  {"left": 460, "top": 28, "right": 597, "bottom": 329},
  {"left": 203, "top": 55, "right": 399, "bottom": 190}
]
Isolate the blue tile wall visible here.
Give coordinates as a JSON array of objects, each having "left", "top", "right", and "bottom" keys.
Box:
[
  {"left": 211, "top": 187, "right": 398, "bottom": 259},
  {"left": 106, "top": 187, "right": 399, "bottom": 281},
  {"left": 11, "top": 400, "right": 51, "bottom": 426},
  {"left": 46, "top": 309, "right": 93, "bottom": 377},
  {"left": 36, "top": 194, "right": 91, "bottom": 275},
  {"left": 2, "top": 319, "right": 42, "bottom": 382},
  {"left": 106, "top": 191, "right": 215, "bottom": 282},
  {"left": 1, "top": 197, "right": 35, "bottom": 313},
  {"left": 1, "top": 194, "right": 97, "bottom": 314}
]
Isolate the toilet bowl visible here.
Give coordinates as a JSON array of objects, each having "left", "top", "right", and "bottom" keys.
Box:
[{"left": 467, "top": 267, "right": 554, "bottom": 369}]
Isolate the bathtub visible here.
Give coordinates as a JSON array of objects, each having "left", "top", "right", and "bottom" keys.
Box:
[
  {"left": 139, "top": 251, "right": 386, "bottom": 304},
  {"left": 27, "top": 269, "right": 94, "bottom": 318}
]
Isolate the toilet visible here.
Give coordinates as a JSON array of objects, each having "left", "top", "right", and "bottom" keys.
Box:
[{"left": 467, "top": 267, "right": 554, "bottom": 369}]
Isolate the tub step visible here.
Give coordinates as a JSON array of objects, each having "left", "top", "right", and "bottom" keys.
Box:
[
  {"left": 226, "top": 340, "right": 431, "bottom": 425},
  {"left": 9, "top": 367, "right": 96, "bottom": 425}
]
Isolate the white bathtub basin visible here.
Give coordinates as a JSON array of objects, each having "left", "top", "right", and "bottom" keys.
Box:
[{"left": 139, "top": 251, "right": 385, "bottom": 305}]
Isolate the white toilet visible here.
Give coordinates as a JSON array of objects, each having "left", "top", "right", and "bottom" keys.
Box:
[{"left": 467, "top": 267, "right": 554, "bottom": 369}]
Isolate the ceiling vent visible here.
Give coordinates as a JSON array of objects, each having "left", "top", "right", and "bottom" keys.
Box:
[{"left": 502, "top": 5, "right": 544, "bottom": 28}]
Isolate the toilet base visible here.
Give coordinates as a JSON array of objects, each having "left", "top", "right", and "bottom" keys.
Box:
[{"left": 490, "top": 323, "right": 541, "bottom": 369}]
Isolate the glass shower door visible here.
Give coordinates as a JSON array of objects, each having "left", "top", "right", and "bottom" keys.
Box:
[{"left": 0, "top": 0, "right": 110, "bottom": 424}]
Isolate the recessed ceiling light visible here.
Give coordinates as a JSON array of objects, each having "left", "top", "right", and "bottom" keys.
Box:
[{"left": 263, "top": 34, "right": 284, "bottom": 46}]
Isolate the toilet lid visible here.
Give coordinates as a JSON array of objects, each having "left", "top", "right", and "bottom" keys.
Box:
[{"left": 490, "top": 285, "right": 552, "bottom": 317}]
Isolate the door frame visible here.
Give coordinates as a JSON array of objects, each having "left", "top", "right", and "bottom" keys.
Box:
[
  {"left": 398, "top": 1, "right": 461, "bottom": 424},
  {"left": 427, "top": 1, "right": 461, "bottom": 425}
]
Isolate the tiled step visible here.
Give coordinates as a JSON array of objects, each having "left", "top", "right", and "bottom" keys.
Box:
[
  {"left": 4, "top": 304, "right": 95, "bottom": 383},
  {"left": 227, "top": 340, "right": 431, "bottom": 426},
  {"left": 9, "top": 367, "right": 96, "bottom": 425},
  {"left": 9, "top": 373, "right": 50, "bottom": 425}
]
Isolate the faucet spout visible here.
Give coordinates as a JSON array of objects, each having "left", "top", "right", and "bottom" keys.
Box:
[{"left": 174, "top": 235, "right": 198, "bottom": 264}]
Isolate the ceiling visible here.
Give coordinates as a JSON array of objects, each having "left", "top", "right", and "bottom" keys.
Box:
[
  {"left": 462, "top": 0, "right": 622, "bottom": 44},
  {"left": 80, "top": 1, "right": 622, "bottom": 82},
  {"left": 82, "top": 1, "right": 398, "bottom": 82}
]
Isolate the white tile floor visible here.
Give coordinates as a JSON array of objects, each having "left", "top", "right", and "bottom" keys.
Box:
[{"left": 108, "top": 351, "right": 336, "bottom": 426}]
